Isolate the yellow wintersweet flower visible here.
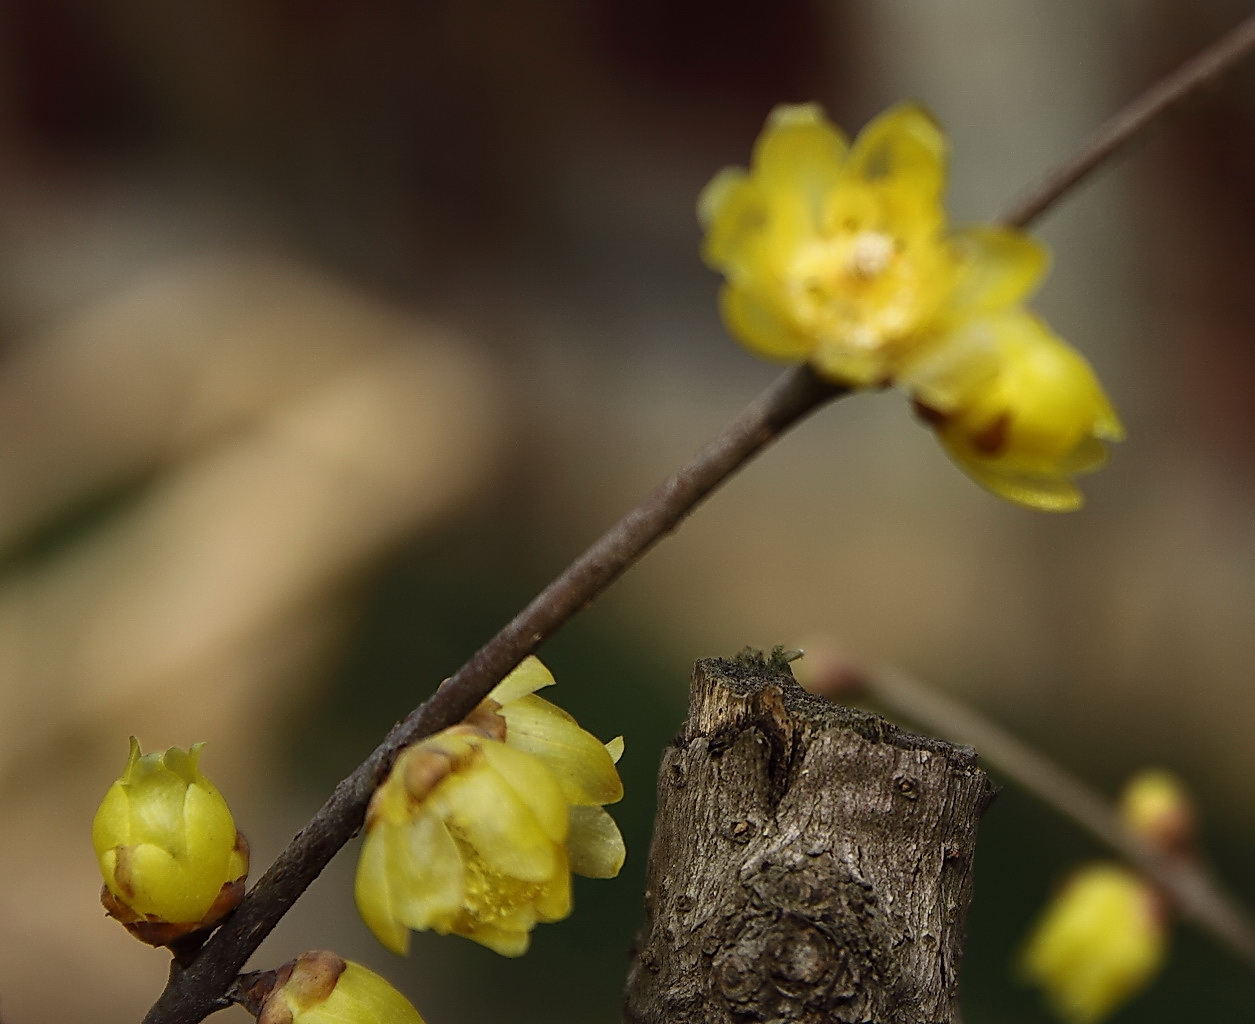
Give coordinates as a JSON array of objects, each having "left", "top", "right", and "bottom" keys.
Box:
[
  {"left": 699, "top": 101, "right": 1123, "bottom": 510},
  {"left": 354, "top": 657, "right": 625, "bottom": 957},
  {"left": 700, "top": 102, "right": 1046, "bottom": 388},
  {"left": 256, "top": 950, "right": 425, "bottom": 1024},
  {"left": 92, "top": 738, "right": 249, "bottom": 946},
  {"left": 1020, "top": 863, "right": 1166, "bottom": 1024},
  {"left": 905, "top": 313, "right": 1124, "bottom": 511}
]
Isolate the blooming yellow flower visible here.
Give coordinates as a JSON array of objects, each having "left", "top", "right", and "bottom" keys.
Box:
[
  {"left": 1020, "top": 864, "right": 1166, "bottom": 1024},
  {"left": 256, "top": 950, "right": 425, "bottom": 1024},
  {"left": 699, "top": 101, "right": 1122, "bottom": 510},
  {"left": 92, "top": 738, "right": 249, "bottom": 946},
  {"left": 354, "top": 657, "right": 625, "bottom": 957}
]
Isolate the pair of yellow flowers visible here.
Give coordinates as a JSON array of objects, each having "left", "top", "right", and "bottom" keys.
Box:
[
  {"left": 91, "top": 658, "right": 625, "bottom": 1023},
  {"left": 702, "top": 101, "right": 1122, "bottom": 511}
]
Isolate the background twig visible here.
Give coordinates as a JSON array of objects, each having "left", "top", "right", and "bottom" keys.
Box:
[{"left": 802, "top": 650, "right": 1255, "bottom": 969}]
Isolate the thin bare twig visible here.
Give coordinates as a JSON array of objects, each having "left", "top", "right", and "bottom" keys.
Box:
[
  {"left": 999, "top": 12, "right": 1255, "bottom": 229},
  {"left": 142, "top": 13, "right": 1255, "bottom": 1023},
  {"left": 804, "top": 652, "right": 1255, "bottom": 969}
]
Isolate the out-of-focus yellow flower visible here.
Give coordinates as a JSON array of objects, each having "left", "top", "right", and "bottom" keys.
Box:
[
  {"left": 256, "top": 950, "right": 424, "bottom": 1024},
  {"left": 354, "top": 657, "right": 625, "bottom": 957},
  {"left": 92, "top": 738, "right": 249, "bottom": 946},
  {"left": 906, "top": 313, "right": 1124, "bottom": 511},
  {"left": 1020, "top": 863, "right": 1166, "bottom": 1024},
  {"left": 1119, "top": 769, "right": 1195, "bottom": 856},
  {"left": 699, "top": 101, "right": 1123, "bottom": 511}
]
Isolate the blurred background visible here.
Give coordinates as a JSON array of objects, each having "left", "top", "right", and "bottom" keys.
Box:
[{"left": 0, "top": 1, "right": 1253, "bottom": 1021}]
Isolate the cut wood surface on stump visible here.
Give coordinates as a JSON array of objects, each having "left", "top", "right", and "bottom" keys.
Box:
[{"left": 624, "top": 651, "right": 995, "bottom": 1024}]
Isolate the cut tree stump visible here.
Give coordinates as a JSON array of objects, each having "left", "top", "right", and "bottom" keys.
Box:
[{"left": 624, "top": 650, "right": 995, "bottom": 1024}]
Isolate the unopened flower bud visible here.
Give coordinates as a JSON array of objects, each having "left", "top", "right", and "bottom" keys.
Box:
[
  {"left": 92, "top": 738, "right": 249, "bottom": 946},
  {"left": 255, "top": 951, "right": 424, "bottom": 1024},
  {"left": 1119, "top": 768, "right": 1195, "bottom": 857}
]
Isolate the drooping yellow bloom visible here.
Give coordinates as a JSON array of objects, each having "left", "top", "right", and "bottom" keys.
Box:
[
  {"left": 256, "top": 950, "right": 425, "bottom": 1024},
  {"left": 905, "top": 313, "right": 1124, "bottom": 511},
  {"left": 92, "top": 738, "right": 249, "bottom": 946},
  {"left": 354, "top": 657, "right": 625, "bottom": 957},
  {"left": 699, "top": 101, "right": 1123, "bottom": 510},
  {"left": 1020, "top": 864, "right": 1166, "bottom": 1024}
]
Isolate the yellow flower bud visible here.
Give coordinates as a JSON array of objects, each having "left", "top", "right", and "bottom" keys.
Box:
[
  {"left": 256, "top": 951, "right": 424, "bottom": 1024},
  {"left": 699, "top": 101, "right": 1123, "bottom": 511},
  {"left": 905, "top": 312, "right": 1123, "bottom": 510},
  {"left": 92, "top": 738, "right": 249, "bottom": 946},
  {"left": 1020, "top": 863, "right": 1166, "bottom": 1024},
  {"left": 354, "top": 656, "right": 625, "bottom": 957},
  {"left": 1119, "top": 768, "right": 1195, "bottom": 856}
]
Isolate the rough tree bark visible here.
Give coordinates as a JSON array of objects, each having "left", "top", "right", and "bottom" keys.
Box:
[{"left": 624, "top": 651, "right": 995, "bottom": 1024}]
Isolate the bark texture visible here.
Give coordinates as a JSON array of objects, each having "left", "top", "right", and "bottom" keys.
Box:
[{"left": 624, "top": 651, "right": 995, "bottom": 1024}]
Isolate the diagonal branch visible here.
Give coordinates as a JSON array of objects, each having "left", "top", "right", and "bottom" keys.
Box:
[
  {"left": 142, "top": 12, "right": 1255, "bottom": 1023},
  {"left": 998, "top": 12, "right": 1255, "bottom": 229}
]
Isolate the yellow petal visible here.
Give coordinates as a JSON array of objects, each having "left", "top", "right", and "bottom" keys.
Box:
[
  {"left": 436, "top": 751, "right": 562, "bottom": 882},
  {"left": 115, "top": 842, "right": 214, "bottom": 922},
  {"left": 500, "top": 694, "right": 624, "bottom": 806},
  {"left": 460, "top": 920, "right": 533, "bottom": 958},
  {"left": 568, "top": 805, "right": 626, "bottom": 879},
  {"left": 392, "top": 811, "right": 467, "bottom": 934},
  {"left": 949, "top": 225, "right": 1049, "bottom": 314},
  {"left": 314, "top": 961, "right": 425, "bottom": 1024},
  {"left": 842, "top": 103, "right": 946, "bottom": 213},
  {"left": 720, "top": 284, "right": 814, "bottom": 363},
  {"left": 488, "top": 655, "right": 556, "bottom": 705},
  {"left": 182, "top": 781, "right": 237, "bottom": 879},
  {"left": 534, "top": 848, "right": 573, "bottom": 920},
  {"left": 354, "top": 829, "right": 413, "bottom": 955},
  {"left": 896, "top": 322, "right": 1001, "bottom": 413},
  {"left": 751, "top": 103, "right": 848, "bottom": 217},
  {"left": 944, "top": 455, "right": 1085, "bottom": 512},
  {"left": 92, "top": 781, "right": 135, "bottom": 858},
  {"left": 698, "top": 168, "right": 761, "bottom": 270},
  {"left": 479, "top": 740, "right": 569, "bottom": 844}
]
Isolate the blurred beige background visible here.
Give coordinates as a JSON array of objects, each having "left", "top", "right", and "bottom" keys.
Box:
[{"left": 0, "top": 2, "right": 1253, "bottom": 1022}]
